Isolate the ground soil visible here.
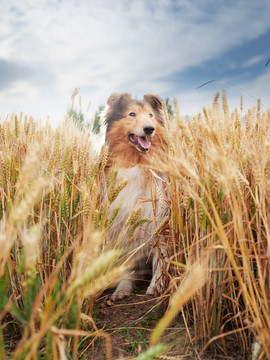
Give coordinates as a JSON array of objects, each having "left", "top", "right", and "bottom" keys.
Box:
[
  {"left": 3, "top": 283, "right": 243, "bottom": 360},
  {"left": 86, "top": 283, "right": 242, "bottom": 360}
]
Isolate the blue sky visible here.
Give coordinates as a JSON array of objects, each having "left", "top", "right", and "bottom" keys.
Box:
[{"left": 0, "top": 0, "right": 270, "bottom": 124}]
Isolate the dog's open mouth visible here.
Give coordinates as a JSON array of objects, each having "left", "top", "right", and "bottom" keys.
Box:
[{"left": 129, "top": 134, "right": 151, "bottom": 152}]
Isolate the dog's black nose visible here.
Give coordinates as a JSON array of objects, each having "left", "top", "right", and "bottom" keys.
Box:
[{"left": 143, "top": 125, "right": 155, "bottom": 135}]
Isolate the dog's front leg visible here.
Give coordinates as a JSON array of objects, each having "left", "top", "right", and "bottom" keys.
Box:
[{"left": 146, "top": 246, "right": 168, "bottom": 297}]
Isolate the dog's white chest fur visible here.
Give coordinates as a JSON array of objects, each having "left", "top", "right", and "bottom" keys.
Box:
[{"left": 108, "top": 165, "right": 167, "bottom": 246}]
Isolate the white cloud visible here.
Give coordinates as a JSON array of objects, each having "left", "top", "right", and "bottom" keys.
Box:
[
  {"left": 243, "top": 54, "right": 266, "bottom": 68},
  {"left": 0, "top": 0, "right": 270, "bottom": 123}
]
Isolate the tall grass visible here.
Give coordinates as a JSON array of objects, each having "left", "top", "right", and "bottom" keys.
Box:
[
  {"left": 0, "top": 92, "right": 270, "bottom": 359},
  {"left": 163, "top": 92, "right": 270, "bottom": 358},
  {"left": 0, "top": 114, "right": 125, "bottom": 359}
]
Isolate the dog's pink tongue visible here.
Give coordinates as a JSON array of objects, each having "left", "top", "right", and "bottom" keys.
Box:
[{"left": 138, "top": 136, "right": 151, "bottom": 150}]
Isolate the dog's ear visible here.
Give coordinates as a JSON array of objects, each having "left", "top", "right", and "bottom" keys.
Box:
[
  {"left": 144, "top": 94, "right": 164, "bottom": 125},
  {"left": 143, "top": 94, "right": 163, "bottom": 112},
  {"left": 107, "top": 93, "right": 132, "bottom": 107}
]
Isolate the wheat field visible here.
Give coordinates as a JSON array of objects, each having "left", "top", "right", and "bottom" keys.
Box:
[{"left": 0, "top": 91, "right": 270, "bottom": 359}]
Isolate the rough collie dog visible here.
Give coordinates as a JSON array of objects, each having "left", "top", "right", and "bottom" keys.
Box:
[{"left": 104, "top": 93, "right": 169, "bottom": 301}]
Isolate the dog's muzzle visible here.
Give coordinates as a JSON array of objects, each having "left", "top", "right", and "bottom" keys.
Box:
[{"left": 129, "top": 124, "right": 155, "bottom": 152}]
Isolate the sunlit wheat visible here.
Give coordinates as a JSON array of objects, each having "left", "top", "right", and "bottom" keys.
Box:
[{"left": 1, "top": 91, "right": 270, "bottom": 359}]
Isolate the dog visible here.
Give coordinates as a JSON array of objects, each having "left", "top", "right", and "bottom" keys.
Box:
[{"left": 103, "top": 93, "right": 169, "bottom": 301}]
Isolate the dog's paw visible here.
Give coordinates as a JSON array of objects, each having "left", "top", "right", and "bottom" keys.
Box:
[
  {"left": 145, "top": 284, "right": 160, "bottom": 297},
  {"left": 146, "top": 276, "right": 167, "bottom": 297},
  {"left": 111, "top": 289, "right": 132, "bottom": 301},
  {"left": 111, "top": 280, "right": 133, "bottom": 301}
]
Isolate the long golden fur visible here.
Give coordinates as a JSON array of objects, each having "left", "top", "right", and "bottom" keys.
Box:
[{"left": 104, "top": 93, "right": 169, "bottom": 301}]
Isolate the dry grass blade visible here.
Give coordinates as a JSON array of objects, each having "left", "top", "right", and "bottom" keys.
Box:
[{"left": 151, "top": 261, "right": 208, "bottom": 345}]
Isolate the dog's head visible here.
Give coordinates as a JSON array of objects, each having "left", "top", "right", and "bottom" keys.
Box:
[{"left": 105, "top": 93, "right": 164, "bottom": 154}]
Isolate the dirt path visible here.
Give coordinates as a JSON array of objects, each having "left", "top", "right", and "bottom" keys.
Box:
[{"left": 87, "top": 283, "right": 241, "bottom": 360}]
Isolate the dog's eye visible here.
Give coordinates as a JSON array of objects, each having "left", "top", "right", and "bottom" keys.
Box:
[
  {"left": 149, "top": 113, "right": 153, "bottom": 118},
  {"left": 129, "top": 112, "right": 136, "bottom": 117}
]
